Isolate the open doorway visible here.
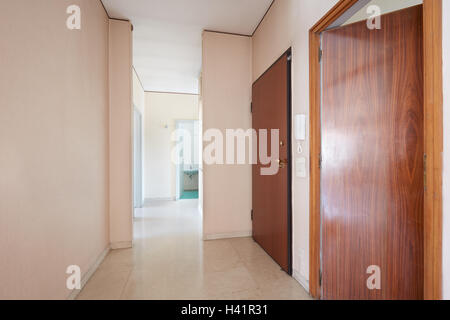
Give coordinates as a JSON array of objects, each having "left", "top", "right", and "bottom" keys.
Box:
[{"left": 175, "top": 120, "right": 200, "bottom": 200}]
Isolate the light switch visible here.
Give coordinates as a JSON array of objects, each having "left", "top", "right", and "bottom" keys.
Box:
[{"left": 296, "top": 157, "right": 307, "bottom": 178}]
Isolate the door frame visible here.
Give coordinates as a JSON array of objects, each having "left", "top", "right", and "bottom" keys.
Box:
[
  {"left": 133, "top": 106, "right": 143, "bottom": 210},
  {"left": 252, "top": 48, "right": 293, "bottom": 275},
  {"left": 309, "top": 0, "right": 443, "bottom": 299}
]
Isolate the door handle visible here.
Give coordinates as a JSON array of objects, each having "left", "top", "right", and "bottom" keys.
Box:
[{"left": 278, "top": 159, "right": 288, "bottom": 169}]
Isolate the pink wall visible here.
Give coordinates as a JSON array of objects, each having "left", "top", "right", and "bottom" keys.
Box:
[
  {"left": 109, "top": 19, "right": 133, "bottom": 249},
  {"left": 0, "top": 0, "right": 110, "bottom": 299},
  {"left": 201, "top": 31, "right": 253, "bottom": 239}
]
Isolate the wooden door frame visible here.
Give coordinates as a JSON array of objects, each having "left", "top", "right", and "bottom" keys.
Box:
[{"left": 309, "top": 0, "right": 443, "bottom": 300}]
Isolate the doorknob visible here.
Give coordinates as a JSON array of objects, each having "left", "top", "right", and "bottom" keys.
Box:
[{"left": 277, "top": 159, "right": 288, "bottom": 169}]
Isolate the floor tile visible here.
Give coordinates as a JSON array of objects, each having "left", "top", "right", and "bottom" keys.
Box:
[{"left": 77, "top": 200, "right": 311, "bottom": 300}]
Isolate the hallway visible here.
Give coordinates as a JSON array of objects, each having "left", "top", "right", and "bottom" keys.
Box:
[{"left": 77, "top": 200, "right": 311, "bottom": 300}]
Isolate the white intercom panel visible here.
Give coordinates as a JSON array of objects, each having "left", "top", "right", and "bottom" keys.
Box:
[{"left": 295, "top": 114, "right": 306, "bottom": 141}]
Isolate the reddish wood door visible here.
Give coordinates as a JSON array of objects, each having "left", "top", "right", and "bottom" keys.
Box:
[
  {"left": 321, "top": 6, "right": 424, "bottom": 300},
  {"left": 252, "top": 52, "right": 291, "bottom": 273}
]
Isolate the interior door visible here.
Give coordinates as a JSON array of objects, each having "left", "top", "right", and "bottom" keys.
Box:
[
  {"left": 321, "top": 6, "right": 424, "bottom": 299},
  {"left": 252, "top": 51, "right": 291, "bottom": 274}
]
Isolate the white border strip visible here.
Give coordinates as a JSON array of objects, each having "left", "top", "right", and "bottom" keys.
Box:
[
  {"left": 203, "top": 231, "right": 252, "bottom": 241},
  {"left": 67, "top": 245, "right": 110, "bottom": 300}
]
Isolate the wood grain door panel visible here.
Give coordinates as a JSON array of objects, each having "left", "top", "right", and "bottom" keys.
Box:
[
  {"left": 321, "top": 6, "right": 424, "bottom": 300},
  {"left": 252, "top": 53, "right": 290, "bottom": 273}
]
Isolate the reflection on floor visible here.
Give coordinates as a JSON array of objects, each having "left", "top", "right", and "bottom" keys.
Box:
[
  {"left": 180, "top": 190, "right": 199, "bottom": 200},
  {"left": 77, "top": 200, "right": 311, "bottom": 300}
]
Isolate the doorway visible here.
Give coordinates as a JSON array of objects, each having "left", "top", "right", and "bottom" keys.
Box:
[
  {"left": 252, "top": 49, "right": 292, "bottom": 274},
  {"left": 309, "top": 0, "right": 443, "bottom": 300},
  {"left": 175, "top": 120, "right": 200, "bottom": 200}
]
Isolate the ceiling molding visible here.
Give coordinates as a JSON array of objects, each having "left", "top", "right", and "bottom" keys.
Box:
[
  {"left": 99, "top": 0, "right": 110, "bottom": 18},
  {"left": 133, "top": 66, "right": 145, "bottom": 91},
  {"left": 203, "top": 29, "right": 251, "bottom": 37},
  {"left": 252, "top": 0, "right": 275, "bottom": 36}
]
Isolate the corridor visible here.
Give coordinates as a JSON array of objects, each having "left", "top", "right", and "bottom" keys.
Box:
[{"left": 77, "top": 200, "right": 311, "bottom": 300}]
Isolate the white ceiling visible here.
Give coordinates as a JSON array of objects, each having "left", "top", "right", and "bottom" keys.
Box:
[{"left": 102, "top": 0, "right": 273, "bottom": 94}]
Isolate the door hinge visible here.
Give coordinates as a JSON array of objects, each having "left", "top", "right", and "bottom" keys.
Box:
[
  {"left": 250, "top": 102, "right": 253, "bottom": 113},
  {"left": 251, "top": 209, "right": 254, "bottom": 220},
  {"left": 318, "top": 153, "right": 322, "bottom": 169},
  {"left": 424, "top": 153, "right": 427, "bottom": 191},
  {"left": 318, "top": 48, "right": 323, "bottom": 62}
]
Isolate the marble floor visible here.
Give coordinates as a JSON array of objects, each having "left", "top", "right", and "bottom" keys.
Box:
[{"left": 77, "top": 199, "right": 311, "bottom": 300}]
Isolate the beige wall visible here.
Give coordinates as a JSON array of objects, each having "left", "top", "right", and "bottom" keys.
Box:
[
  {"left": 443, "top": 0, "right": 450, "bottom": 300},
  {"left": 202, "top": 31, "right": 253, "bottom": 239},
  {"left": 109, "top": 19, "right": 133, "bottom": 249},
  {"left": 252, "top": 0, "right": 340, "bottom": 289},
  {"left": 0, "top": 0, "right": 110, "bottom": 299},
  {"left": 144, "top": 92, "right": 199, "bottom": 200}
]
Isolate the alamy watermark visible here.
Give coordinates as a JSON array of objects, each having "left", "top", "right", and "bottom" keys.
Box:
[
  {"left": 367, "top": 265, "right": 381, "bottom": 290},
  {"left": 66, "top": 265, "right": 81, "bottom": 290},
  {"left": 172, "top": 128, "right": 280, "bottom": 176},
  {"left": 366, "top": 5, "right": 381, "bottom": 30},
  {"left": 66, "top": 5, "right": 81, "bottom": 30}
]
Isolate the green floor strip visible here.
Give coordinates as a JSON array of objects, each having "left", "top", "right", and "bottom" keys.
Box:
[{"left": 180, "top": 190, "right": 199, "bottom": 200}]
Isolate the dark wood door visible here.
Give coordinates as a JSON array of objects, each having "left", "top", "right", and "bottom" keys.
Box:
[
  {"left": 252, "top": 52, "right": 291, "bottom": 273},
  {"left": 321, "top": 6, "right": 424, "bottom": 300}
]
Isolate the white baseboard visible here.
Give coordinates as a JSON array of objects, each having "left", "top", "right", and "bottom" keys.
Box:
[
  {"left": 293, "top": 269, "right": 310, "bottom": 293},
  {"left": 203, "top": 231, "right": 252, "bottom": 241},
  {"left": 110, "top": 241, "right": 133, "bottom": 249},
  {"left": 144, "top": 197, "right": 176, "bottom": 202},
  {"left": 67, "top": 245, "right": 110, "bottom": 300}
]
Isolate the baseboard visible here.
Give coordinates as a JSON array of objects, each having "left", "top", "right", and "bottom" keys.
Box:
[
  {"left": 144, "top": 197, "right": 176, "bottom": 202},
  {"left": 293, "top": 269, "right": 310, "bottom": 293},
  {"left": 203, "top": 231, "right": 252, "bottom": 241},
  {"left": 67, "top": 245, "right": 110, "bottom": 300},
  {"left": 110, "top": 241, "right": 133, "bottom": 249}
]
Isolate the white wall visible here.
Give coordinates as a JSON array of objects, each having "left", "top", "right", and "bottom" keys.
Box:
[
  {"left": 144, "top": 92, "right": 199, "bottom": 200},
  {"left": 178, "top": 120, "right": 200, "bottom": 171},
  {"left": 442, "top": 0, "right": 450, "bottom": 300},
  {"left": 252, "top": 0, "right": 339, "bottom": 290},
  {"left": 202, "top": 31, "right": 253, "bottom": 240}
]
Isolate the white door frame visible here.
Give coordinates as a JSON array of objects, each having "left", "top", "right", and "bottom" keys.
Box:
[{"left": 133, "top": 107, "right": 143, "bottom": 209}]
